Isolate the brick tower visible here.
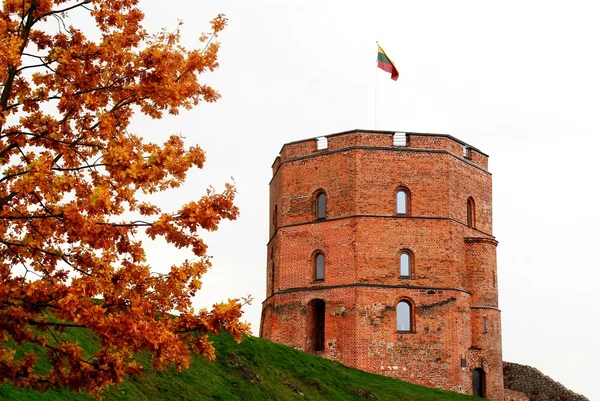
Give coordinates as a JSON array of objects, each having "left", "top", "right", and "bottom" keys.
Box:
[{"left": 260, "top": 130, "right": 503, "bottom": 400}]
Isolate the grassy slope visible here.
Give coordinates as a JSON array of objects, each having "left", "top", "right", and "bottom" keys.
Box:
[{"left": 0, "top": 331, "right": 478, "bottom": 401}]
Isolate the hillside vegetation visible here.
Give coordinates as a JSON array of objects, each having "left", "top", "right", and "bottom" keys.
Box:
[{"left": 0, "top": 330, "right": 479, "bottom": 401}]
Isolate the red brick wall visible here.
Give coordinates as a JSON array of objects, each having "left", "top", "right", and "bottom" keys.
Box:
[{"left": 262, "top": 131, "right": 503, "bottom": 400}]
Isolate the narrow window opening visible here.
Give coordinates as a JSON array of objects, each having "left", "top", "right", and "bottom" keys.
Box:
[
  {"left": 396, "top": 190, "right": 408, "bottom": 215},
  {"left": 467, "top": 197, "right": 475, "bottom": 228},
  {"left": 396, "top": 301, "right": 412, "bottom": 332},
  {"left": 270, "top": 249, "right": 275, "bottom": 294},
  {"left": 400, "top": 252, "right": 411, "bottom": 278},
  {"left": 272, "top": 205, "right": 278, "bottom": 230},
  {"left": 316, "top": 192, "right": 326, "bottom": 219},
  {"left": 315, "top": 253, "right": 324, "bottom": 281},
  {"left": 482, "top": 317, "right": 487, "bottom": 334},
  {"left": 270, "top": 261, "right": 275, "bottom": 295}
]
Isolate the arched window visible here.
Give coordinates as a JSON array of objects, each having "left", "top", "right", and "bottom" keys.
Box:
[
  {"left": 399, "top": 251, "right": 412, "bottom": 278},
  {"left": 467, "top": 197, "right": 475, "bottom": 228},
  {"left": 396, "top": 189, "right": 409, "bottom": 215},
  {"left": 315, "top": 253, "right": 325, "bottom": 281},
  {"left": 396, "top": 300, "right": 412, "bottom": 332},
  {"left": 272, "top": 205, "right": 278, "bottom": 230},
  {"left": 316, "top": 192, "right": 326, "bottom": 219}
]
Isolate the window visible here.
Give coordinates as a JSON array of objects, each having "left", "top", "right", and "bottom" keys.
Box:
[
  {"left": 396, "top": 189, "right": 409, "bottom": 215},
  {"left": 396, "top": 300, "right": 412, "bottom": 332},
  {"left": 307, "top": 299, "right": 325, "bottom": 352},
  {"left": 467, "top": 197, "right": 475, "bottom": 228},
  {"left": 270, "top": 248, "right": 275, "bottom": 295},
  {"left": 270, "top": 261, "right": 275, "bottom": 295},
  {"left": 316, "top": 192, "right": 326, "bottom": 219},
  {"left": 315, "top": 253, "right": 324, "bottom": 281},
  {"left": 399, "top": 251, "right": 411, "bottom": 278},
  {"left": 316, "top": 136, "right": 328, "bottom": 150},
  {"left": 272, "top": 205, "right": 278, "bottom": 229},
  {"left": 393, "top": 132, "right": 407, "bottom": 147},
  {"left": 482, "top": 317, "right": 488, "bottom": 334},
  {"left": 463, "top": 145, "right": 471, "bottom": 159}
]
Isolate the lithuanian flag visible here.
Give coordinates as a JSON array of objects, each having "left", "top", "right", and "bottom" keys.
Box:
[{"left": 377, "top": 44, "right": 399, "bottom": 81}]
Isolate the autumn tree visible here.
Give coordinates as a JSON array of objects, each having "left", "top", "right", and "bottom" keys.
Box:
[{"left": 0, "top": 0, "right": 249, "bottom": 394}]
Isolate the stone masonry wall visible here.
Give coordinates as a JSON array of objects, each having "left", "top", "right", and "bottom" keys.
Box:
[
  {"left": 505, "top": 389, "right": 530, "bottom": 401},
  {"left": 503, "top": 362, "right": 589, "bottom": 401}
]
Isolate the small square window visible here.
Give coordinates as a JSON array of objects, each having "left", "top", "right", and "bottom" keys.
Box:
[
  {"left": 316, "top": 136, "right": 328, "bottom": 150},
  {"left": 393, "top": 132, "right": 407, "bottom": 147},
  {"left": 462, "top": 146, "right": 470, "bottom": 159}
]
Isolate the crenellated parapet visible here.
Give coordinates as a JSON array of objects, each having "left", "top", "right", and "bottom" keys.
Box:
[{"left": 272, "top": 130, "right": 488, "bottom": 174}]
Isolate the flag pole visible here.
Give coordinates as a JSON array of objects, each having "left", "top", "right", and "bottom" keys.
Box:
[{"left": 374, "top": 41, "right": 378, "bottom": 129}]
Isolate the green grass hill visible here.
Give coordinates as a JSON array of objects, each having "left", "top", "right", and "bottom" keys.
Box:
[{"left": 0, "top": 332, "right": 480, "bottom": 401}]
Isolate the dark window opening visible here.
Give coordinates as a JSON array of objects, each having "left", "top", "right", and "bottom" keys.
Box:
[
  {"left": 315, "top": 253, "right": 324, "bottom": 281},
  {"left": 270, "top": 262, "right": 275, "bottom": 295},
  {"left": 307, "top": 299, "right": 325, "bottom": 352},
  {"left": 467, "top": 197, "right": 475, "bottom": 228},
  {"left": 270, "top": 249, "right": 275, "bottom": 295},
  {"left": 316, "top": 192, "right": 326, "bottom": 219}
]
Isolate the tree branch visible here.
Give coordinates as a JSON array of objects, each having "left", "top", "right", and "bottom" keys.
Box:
[
  {"left": 27, "top": 320, "right": 85, "bottom": 328},
  {"left": 37, "top": 1, "right": 92, "bottom": 22},
  {"left": 0, "top": 1, "right": 37, "bottom": 123},
  {"left": 97, "top": 221, "right": 153, "bottom": 227},
  {"left": 0, "top": 214, "right": 64, "bottom": 220}
]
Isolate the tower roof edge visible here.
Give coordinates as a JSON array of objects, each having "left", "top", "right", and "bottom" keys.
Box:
[{"left": 277, "top": 129, "right": 488, "bottom": 158}]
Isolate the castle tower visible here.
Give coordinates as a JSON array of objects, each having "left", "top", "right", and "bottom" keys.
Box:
[{"left": 260, "top": 130, "right": 503, "bottom": 400}]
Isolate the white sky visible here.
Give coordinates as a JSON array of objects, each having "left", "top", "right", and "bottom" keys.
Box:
[{"left": 128, "top": 1, "right": 599, "bottom": 399}]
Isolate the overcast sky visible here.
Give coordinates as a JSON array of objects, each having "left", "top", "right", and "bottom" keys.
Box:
[{"left": 128, "top": 1, "right": 600, "bottom": 399}]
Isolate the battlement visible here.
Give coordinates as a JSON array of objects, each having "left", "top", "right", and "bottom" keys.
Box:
[{"left": 272, "top": 130, "right": 488, "bottom": 174}]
